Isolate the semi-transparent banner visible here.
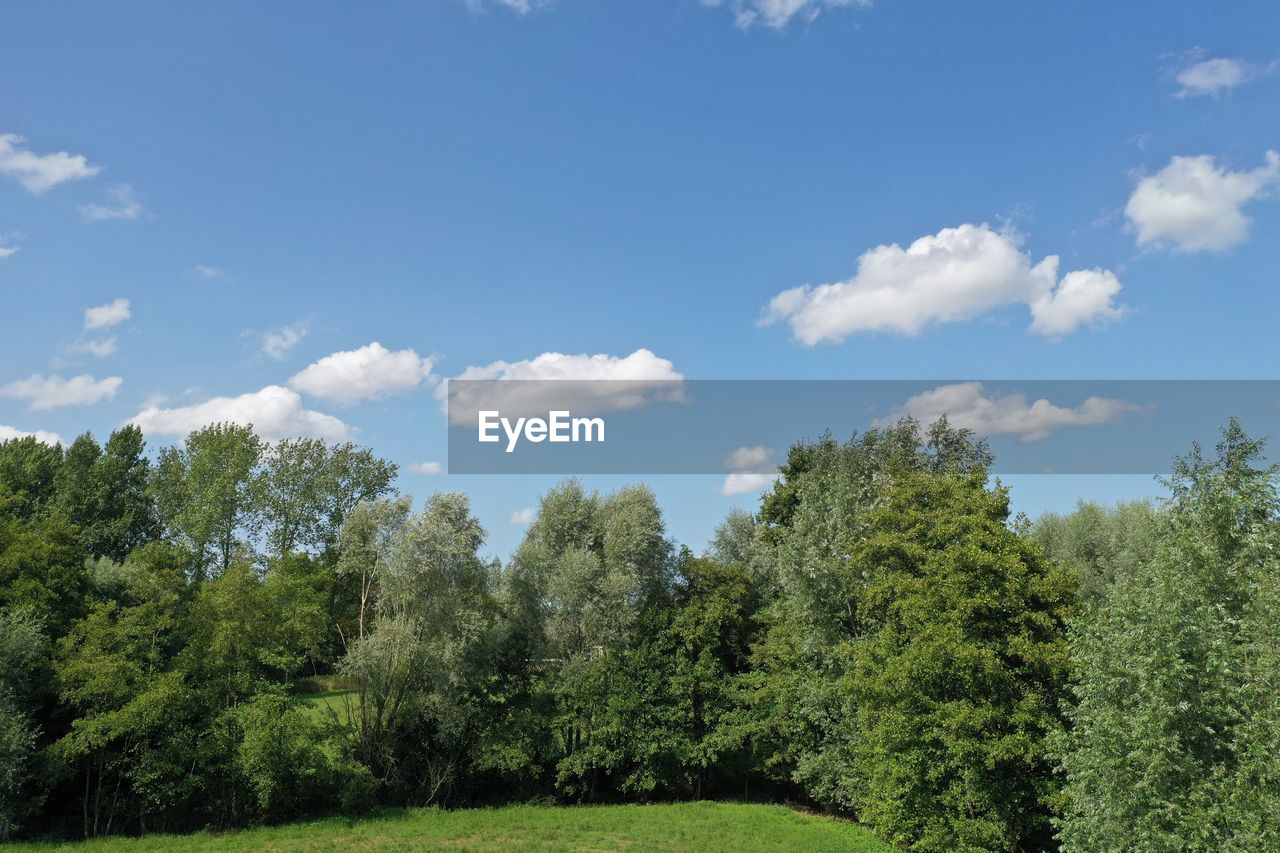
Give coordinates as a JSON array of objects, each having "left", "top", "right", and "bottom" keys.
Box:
[{"left": 445, "top": 379, "right": 1280, "bottom": 474}]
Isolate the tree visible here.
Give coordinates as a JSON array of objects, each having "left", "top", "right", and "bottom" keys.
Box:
[
  {"left": 51, "top": 428, "right": 157, "bottom": 561},
  {"left": 259, "top": 439, "right": 396, "bottom": 560},
  {"left": 51, "top": 433, "right": 101, "bottom": 543},
  {"left": 0, "top": 609, "right": 43, "bottom": 841},
  {"left": 742, "top": 419, "right": 992, "bottom": 810},
  {"left": 334, "top": 496, "right": 412, "bottom": 645},
  {"left": 51, "top": 553, "right": 199, "bottom": 838},
  {"left": 0, "top": 513, "right": 87, "bottom": 636},
  {"left": 232, "top": 691, "right": 345, "bottom": 823},
  {"left": 844, "top": 471, "right": 1074, "bottom": 851},
  {"left": 151, "top": 423, "right": 264, "bottom": 580},
  {"left": 507, "top": 480, "right": 676, "bottom": 800},
  {"left": 339, "top": 493, "right": 497, "bottom": 802},
  {"left": 93, "top": 427, "right": 159, "bottom": 561},
  {"left": 1031, "top": 499, "right": 1159, "bottom": 609},
  {"left": 0, "top": 436, "right": 62, "bottom": 522},
  {"left": 1057, "top": 419, "right": 1280, "bottom": 850},
  {"left": 667, "top": 553, "right": 763, "bottom": 799}
]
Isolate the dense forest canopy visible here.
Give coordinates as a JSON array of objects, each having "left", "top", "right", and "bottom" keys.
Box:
[{"left": 0, "top": 417, "right": 1277, "bottom": 850}]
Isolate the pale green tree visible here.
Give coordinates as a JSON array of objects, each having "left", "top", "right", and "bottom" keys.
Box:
[
  {"left": 1057, "top": 419, "right": 1280, "bottom": 850},
  {"left": 151, "top": 423, "right": 265, "bottom": 580}
]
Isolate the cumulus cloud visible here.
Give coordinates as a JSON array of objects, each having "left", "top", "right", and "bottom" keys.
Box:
[
  {"left": 129, "top": 385, "right": 352, "bottom": 442},
  {"left": 509, "top": 507, "right": 536, "bottom": 524},
  {"left": 760, "top": 224, "right": 1124, "bottom": 343},
  {"left": 880, "top": 382, "right": 1139, "bottom": 443},
  {"left": 84, "top": 298, "right": 131, "bottom": 330},
  {"left": 80, "top": 183, "right": 144, "bottom": 221},
  {"left": 289, "top": 342, "right": 436, "bottom": 404},
  {"left": 720, "top": 444, "right": 777, "bottom": 496},
  {"left": 1028, "top": 270, "right": 1126, "bottom": 337},
  {"left": 1125, "top": 151, "right": 1279, "bottom": 252},
  {"left": 193, "top": 264, "right": 224, "bottom": 279},
  {"left": 0, "top": 424, "right": 63, "bottom": 446},
  {"left": 0, "top": 133, "right": 100, "bottom": 193},
  {"left": 407, "top": 461, "right": 445, "bottom": 476},
  {"left": 260, "top": 323, "right": 308, "bottom": 360},
  {"left": 0, "top": 247, "right": 17, "bottom": 261},
  {"left": 702, "top": 0, "right": 868, "bottom": 29},
  {"left": 1175, "top": 57, "right": 1260, "bottom": 98},
  {"left": 0, "top": 374, "right": 123, "bottom": 411},
  {"left": 720, "top": 473, "right": 776, "bottom": 496},
  {"left": 724, "top": 445, "right": 773, "bottom": 472},
  {"left": 72, "top": 337, "right": 119, "bottom": 358},
  {"left": 443, "top": 348, "right": 684, "bottom": 425}
]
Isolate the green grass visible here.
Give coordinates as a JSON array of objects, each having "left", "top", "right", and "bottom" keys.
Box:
[
  {"left": 17, "top": 802, "right": 890, "bottom": 852},
  {"left": 297, "top": 688, "right": 358, "bottom": 723}
]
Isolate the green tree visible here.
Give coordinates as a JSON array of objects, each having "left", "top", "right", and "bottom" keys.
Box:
[
  {"left": 51, "top": 427, "right": 157, "bottom": 561},
  {"left": 1057, "top": 419, "right": 1280, "bottom": 850},
  {"left": 507, "top": 481, "right": 676, "bottom": 800},
  {"left": 0, "top": 513, "right": 87, "bottom": 636},
  {"left": 259, "top": 439, "right": 396, "bottom": 560},
  {"left": 742, "top": 419, "right": 992, "bottom": 809},
  {"left": 339, "top": 493, "right": 497, "bottom": 802},
  {"left": 1031, "top": 499, "right": 1159, "bottom": 609},
  {"left": 0, "top": 436, "right": 63, "bottom": 522},
  {"left": 232, "top": 691, "right": 344, "bottom": 823},
  {"left": 0, "top": 609, "right": 43, "bottom": 841},
  {"left": 51, "top": 552, "right": 199, "bottom": 838},
  {"left": 151, "top": 423, "right": 264, "bottom": 580},
  {"left": 667, "top": 553, "right": 763, "bottom": 799},
  {"left": 845, "top": 470, "right": 1074, "bottom": 851},
  {"left": 334, "top": 496, "right": 412, "bottom": 645}
]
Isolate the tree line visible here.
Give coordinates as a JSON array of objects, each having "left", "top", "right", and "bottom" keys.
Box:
[{"left": 0, "top": 417, "right": 1277, "bottom": 850}]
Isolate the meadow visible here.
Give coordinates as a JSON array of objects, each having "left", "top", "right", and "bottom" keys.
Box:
[{"left": 14, "top": 803, "right": 890, "bottom": 852}]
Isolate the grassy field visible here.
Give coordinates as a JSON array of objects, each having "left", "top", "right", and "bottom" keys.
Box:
[
  {"left": 17, "top": 802, "right": 890, "bottom": 851},
  {"left": 297, "top": 688, "right": 357, "bottom": 723}
]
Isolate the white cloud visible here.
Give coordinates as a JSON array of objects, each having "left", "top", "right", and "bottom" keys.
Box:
[
  {"left": 73, "top": 337, "right": 119, "bottom": 358},
  {"left": 0, "top": 247, "right": 17, "bottom": 261},
  {"left": 84, "top": 297, "right": 131, "bottom": 330},
  {"left": 1028, "top": 269, "right": 1126, "bottom": 337},
  {"left": 260, "top": 323, "right": 308, "bottom": 360},
  {"left": 130, "top": 385, "right": 352, "bottom": 442},
  {"left": 0, "top": 133, "right": 100, "bottom": 193},
  {"left": 702, "top": 0, "right": 868, "bottom": 29},
  {"left": 0, "top": 374, "right": 123, "bottom": 411},
  {"left": 80, "top": 183, "right": 143, "bottom": 222},
  {"left": 1125, "top": 151, "right": 1280, "bottom": 252},
  {"left": 407, "top": 461, "right": 445, "bottom": 476},
  {"left": 721, "top": 473, "right": 777, "bottom": 496},
  {"left": 760, "top": 224, "right": 1124, "bottom": 343},
  {"left": 509, "top": 507, "right": 536, "bottom": 524},
  {"left": 881, "top": 382, "right": 1139, "bottom": 443},
  {"left": 443, "top": 348, "right": 684, "bottom": 425},
  {"left": 193, "top": 264, "right": 224, "bottom": 279},
  {"left": 724, "top": 445, "right": 773, "bottom": 472},
  {"left": 289, "top": 342, "right": 435, "bottom": 404},
  {"left": 1175, "top": 57, "right": 1256, "bottom": 98},
  {"left": 720, "top": 444, "right": 777, "bottom": 496},
  {"left": 0, "top": 424, "right": 63, "bottom": 446}
]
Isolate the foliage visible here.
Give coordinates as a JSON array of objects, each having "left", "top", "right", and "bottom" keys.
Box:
[
  {"left": 1031, "top": 499, "right": 1159, "bottom": 608},
  {"left": 844, "top": 471, "right": 1074, "bottom": 851},
  {"left": 3, "top": 416, "right": 1278, "bottom": 850},
  {"left": 1056, "top": 419, "right": 1280, "bottom": 851}
]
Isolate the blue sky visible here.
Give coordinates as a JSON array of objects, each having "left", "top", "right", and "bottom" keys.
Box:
[{"left": 2, "top": 0, "right": 1278, "bottom": 557}]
